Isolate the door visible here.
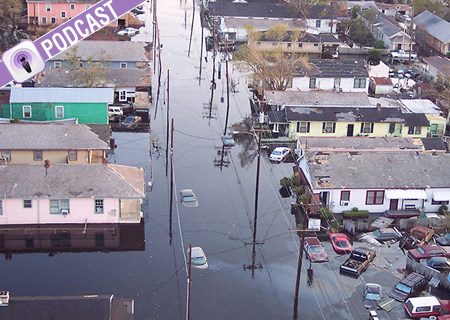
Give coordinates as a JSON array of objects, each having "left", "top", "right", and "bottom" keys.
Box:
[
  {"left": 347, "top": 124, "right": 354, "bottom": 137},
  {"left": 390, "top": 199, "right": 398, "bottom": 210}
]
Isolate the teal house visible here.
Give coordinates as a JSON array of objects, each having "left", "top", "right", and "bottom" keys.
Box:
[{"left": 8, "top": 87, "right": 114, "bottom": 124}]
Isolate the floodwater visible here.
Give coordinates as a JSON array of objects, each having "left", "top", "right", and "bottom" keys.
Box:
[{"left": 0, "top": 1, "right": 432, "bottom": 320}]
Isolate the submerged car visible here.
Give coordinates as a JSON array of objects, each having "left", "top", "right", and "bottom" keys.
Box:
[
  {"left": 372, "top": 228, "right": 402, "bottom": 242},
  {"left": 427, "top": 257, "right": 450, "bottom": 272},
  {"left": 188, "top": 247, "right": 208, "bottom": 269},
  {"left": 364, "top": 283, "right": 382, "bottom": 309},
  {"left": 436, "top": 233, "right": 450, "bottom": 246},
  {"left": 330, "top": 233, "right": 352, "bottom": 254},
  {"left": 180, "top": 189, "right": 198, "bottom": 207},
  {"left": 407, "top": 244, "right": 450, "bottom": 261},
  {"left": 304, "top": 237, "right": 328, "bottom": 262},
  {"left": 221, "top": 136, "right": 235, "bottom": 147},
  {"left": 120, "top": 115, "right": 142, "bottom": 128},
  {"left": 269, "top": 147, "right": 290, "bottom": 162},
  {"left": 390, "top": 272, "right": 427, "bottom": 302},
  {"left": 117, "top": 27, "right": 140, "bottom": 36}
]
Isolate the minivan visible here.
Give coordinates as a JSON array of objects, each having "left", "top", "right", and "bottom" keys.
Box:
[
  {"left": 108, "top": 106, "right": 123, "bottom": 117},
  {"left": 405, "top": 296, "right": 450, "bottom": 318},
  {"left": 390, "top": 272, "right": 427, "bottom": 302}
]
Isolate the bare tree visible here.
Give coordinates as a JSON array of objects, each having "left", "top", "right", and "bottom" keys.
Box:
[
  {"left": 65, "top": 47, "right": 111, "bottom": 88},
  {"left": 233, "top": 24, "right": 310, "bottom": 91},
  {"left": 0, "top": 0, "right": 27, "bottom": 55}
]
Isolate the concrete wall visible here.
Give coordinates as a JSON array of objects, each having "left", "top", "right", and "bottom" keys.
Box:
[
  {"left": 7, "top": 150, "right": 91, "bottom": 165},
  {"left": 291, "top": 77, "right": 369, "bottom": 92}
]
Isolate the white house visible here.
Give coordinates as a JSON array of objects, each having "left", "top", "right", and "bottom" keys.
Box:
[
  {"left": 291, "top": 59, "right": 369, "bottom": 92},
  {"left": 0, "top": 163, "right": 145, "bottom": 225},
  {"left": 299, "top": 152, "right": 450, "bottom": 214}
]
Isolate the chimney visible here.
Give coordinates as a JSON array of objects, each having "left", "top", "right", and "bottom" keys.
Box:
[
  {"left": 44, "top": 159, "right": 51, "bottom": 175},
  {"left": 376, "top": 103, "right": 381, "bottom": 110}
]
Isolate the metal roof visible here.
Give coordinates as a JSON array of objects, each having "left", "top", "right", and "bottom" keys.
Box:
[
  {"left": 0, "top": 164, "right": 145, "bottom": 198},
  {"left": 10, "top": 87, "right": 114, "bottom": 103},
  {"left": 307, "top": 152, "right": 450, "bottom": 189},
  {"left": 415, "top": 10, "right": 450, "bottom": 43},
  {"left": 265, "top": 91, "right": 371, "bottom": 107},
  {"left": 0, "top": 123, "right": 110, "bottom": 150},
  {"left": 399, "top": 99, "right": 441, "bottom": 115},
  {"left": 294, "top": 59, "right": 369, "bottom": 78}
]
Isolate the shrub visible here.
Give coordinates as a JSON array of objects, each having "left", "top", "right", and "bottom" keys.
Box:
[
  {"left": 352, "top": 207, "right": 359, "bottom": 212},
  {"left": 319, "top": 207, "right": 332, "bottom": 220},
  {"left": 300, "top": 194, "right": 310, "bottom": 204},
  {"left": 294, "top": 185, "right": 304, "bottom": 195},
  {"left": 280, "top": 177, "right": 291, "bottom": 188},
  {"left": 439, "top": 204, "right": 448, "bottom": 215},
  {"left": 367, "top": 49, "right": 381, "bottom": 65},
  {"left": 343, "top": 210, "right": 369, "bottom": 219},
  {"left": 373, "top": 40, "right": 385, "bottom": 49},
  {"left": 331, "top": 219, "right": 339, "bottom": 232}
]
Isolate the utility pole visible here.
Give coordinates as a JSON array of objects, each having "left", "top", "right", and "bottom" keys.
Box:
[
  {"left": 169, "top": 118, "right": 174, "bottom": 244},
  {"left": 166, "top": 70, "right": 170, "bottom": 177},
  {"left": 408, "top": 1, "right": 415, "bottom": 69},
  {"left": 293, "top": 208, "right": 307, "bottom": 320},
  {"left": 224, "top": 39, "right": 230, "bottom": 136},
  {"left": 187, "top": 243, "right": 192, "bottom": 320}
]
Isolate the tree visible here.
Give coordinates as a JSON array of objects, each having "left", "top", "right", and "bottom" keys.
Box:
[
  {"left": 233, "top": 24, "right": 310, "bottom": 91},
  {"left": 0, "top": 0, "right": 27, "bottom": 55},
  {"left": 367, "top": 49, "right": 381, "bottom": 65},
  {"left": 425, "top": 74, "right": 450, "bottom": 119},
  {"left": 351, "top": 5, "right": 361, "bottom": 19},
  {"left": 337, "top": 19, "right": 374, "bottom": 48},
  {"left": 65, "top": 47, "right": 111, "bottom": 88},
  {"left": 414, "top": 0, "right": 449, "bottom": 18}
]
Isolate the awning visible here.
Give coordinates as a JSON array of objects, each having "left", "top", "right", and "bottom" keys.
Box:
[
  {"left": 432, "top": 190, "right": 450, "bottom": 201},
  {"left": 385, "top": 189, "right": 427, "bottom": 199}
]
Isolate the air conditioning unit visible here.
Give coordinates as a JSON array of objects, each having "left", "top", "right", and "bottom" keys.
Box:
[
  {"left": 341, "top": 201, "right": 350, "bottom": 206},
  {"left": 60, "top": 209, "right": 69, "bottom": 215},
  {"left": 0, "top": 291, "right": 10, "bottom": 306}
]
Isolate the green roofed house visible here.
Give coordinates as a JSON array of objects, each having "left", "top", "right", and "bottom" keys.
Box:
[{"left": 8, "top": 87, "right": 114, "bottom": 124}]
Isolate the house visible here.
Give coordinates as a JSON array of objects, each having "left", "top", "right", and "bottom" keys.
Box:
[
  {"left": 423, "top": 56, "right": 450, "bottom": 81},
  {"left": 375, "top": 3, "right": 412, "bottom": 18},
  {"left": 267, "top": 104, "right": 429, "bottom": 139},
  {"left": 298, "top": 152, "right": 450, "bottom": 214},
  {"left": 414, "top": 11, "right": 450, "bottom": 57},
  {"left": 369, "top": 77, "right": 393, "bottom": 95},
  {"left": 358, "top": 10, "right": 414, "bottom": 51},
  {"left": 0, "top": 163, "right": 145, "bottom": 225},
  {"left": 8, "top": 87, "right": 114, "bottom": 124},
  {"left": 367, "top": 61, "right": 390, "bottom": 78},
  {"left": 46, "top": 41, "right": 151, "bottom": 69},
  {"left": 35, "top": 68, "right": 152, "bottom": 107},
  {"left": 291, "top": 59, "right": 369, "bottom": 92},
  {"left": 398, "top": 99, "right": 447, "bottom": 137},
  {"left": 341, "top": 1, "right": 379, "bottom": 15},
  {"left": 0, "top": 123, "right": 110, "bottom": 165}
]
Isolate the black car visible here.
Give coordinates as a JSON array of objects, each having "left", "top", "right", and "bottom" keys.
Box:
[
  {"left": 436, "top": 233, "right": 450, "bottom": 246},
  {"left": 120, "top": 115, "right": 142, "bottom": 128},
  {"left": 131, "top": 8, "right": 145, "bottom": 14},
  {"left": 427, "top": 257, "right": 450, "bottom": 272}
]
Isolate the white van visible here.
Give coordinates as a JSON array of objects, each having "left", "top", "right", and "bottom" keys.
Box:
[
  {"left": 108, "top": 106, "right": 123, "bottom": 117},
  {"left": 404, "top": 296, "right": 450, "bottom": 318}
]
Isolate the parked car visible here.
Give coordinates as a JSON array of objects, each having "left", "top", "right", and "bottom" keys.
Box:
[
  {"left": 304, "top": 237, "right": 328, "bottom": 262},
  {"left": 269, "top": 147, "right": 290, "bottom": 162},
  {"left": 364, "top": 283, "right": 382, "bottom": 309},
  {"left": 372, "top": 228, "right": 402, "bottom": 242},
  {"left": 120, "top": 115, "right": 142, "bottom": 128},
  {"left": 221, "top": 136, "right": 235, "bottom": 147},
  {"left": 427, "top": 257, "right": 450, "bottom": 272},
  {"left": 436, "top": 233, "right": 450, "bottom": 246},
  {"left": 187, "top": 247, "right": 208, "bottom": 269},
  {"left": 400, "top": 226, "right": 435, "bottom": 250},
  {"left": 405, "top": 296, "right": 450, "bottom": 319},
  {"left": 117, "top": 27, "right": 140, "bottom": 36},
  {"left": 108, "top": 106, "right": 123, "bottom": 117},
  {"left": 407, "top": 244, "right": 450, "bottom": 261},
  {"left": 330, "top": 233, "right": 352, "bottom": 254},
  {"left": 389, "top": 272, "right": 427, "bottom": 302},
  {"left": 180, "top": 189, "right": 198, "bottom": 207},
  {"left": 131, "top": 8, "right": 145, "bottom": 14}
]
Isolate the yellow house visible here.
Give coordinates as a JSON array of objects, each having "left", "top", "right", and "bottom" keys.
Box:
[
  {"left": 0, "top": 123, "right": 110, "bottom": 165},
  {"left": 267, "top": 106, "right": 429, "bottom": 140}
]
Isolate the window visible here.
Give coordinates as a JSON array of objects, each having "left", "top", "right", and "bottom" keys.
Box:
[
  {"left": 287, "top": 42, "right": 292, "bottom": 48},
  {"left": 354, "top": 78, "right": 366, "bottom": 88},
  {"left": 68, "top": 150, "right": 77, "bottom": 161},
  {"left": 95, "top": 233, "right": 105, "bottom": 247},
  {"left": 316, "top": 20, "right": 321, "bottom": 28},
  {"left": 408, "top": 126, "right": 421, "bottom": 135},
  {"left": 55, "top": 106, "right": 64, "bottom": 118},
  {"left": 314, "top": 44, "right": 319, "bottom": 47},
  {"left": 298, "top": 43, "right": 303, "bottom": 48},
  {"left": 70, "top": 4, "right": 75, "bottom": 10},
  {"left": 85, "top": 4, "right": 90, "bottom": 10},
  {"left": 23, "top": 105, "right": 31, "bottom": 118},
  {"left": 51, "top": 233, "right": 71, "bottom": 247},
  {"left": 26, "top": 238, "right": 34, "bottom": 248},
  {"left": 1, "top": 150, "right": 10, "bottom": 161},
  {"left": 416, "top": 306, "right": 431, "bottom": 312},
  {"left": 366, "top": 190, "right": 384, "bottom": 205},
  {"left": 42, "top": 17, "right": 47, "bottom": 24},
  {"left": 79, "top": 62, "right": 84, "bottom": 68},
  {"left": 50, "top": 199, "right": 69, "bottom": 214},
  {"left": 334, "top": 78, "right": 341, "bottom": 88},
  {"left": 309, "top": 78, "right": 316, "bottom": 89},
  {"left": 119, "top": 90, "right": 127, "bottom": 101},
  {"left": 360, "top": 122, "right": 374, "bottom": 134},
  {"left": 0, "top": 234, "right": 3, "bottom": 248},
  {"left": 432, "top": 199, "right": 449, "bottom": 205},
  {"left": 120, "top": 62, "right": 127, "bottom": 68},
  {"left": 46, "top": 3, "right": 51, "bottom": 11},
  {"left": 23, "top": 199, "right": 32, "bottom": 208},
  {"left": 322, "top": 122, "right": 336, "bottom": 133},
  {"left": 61, "top": 11, "right": 66, "bottom": 18},
  {"left": 389, "top": 123, "right": 395, "bottom": 134},
  {"left": 340, "top": 191, "right": 350, "bottom": 201},
  {"left": 33, "top": 150, "right": 43, "bottom": 161},
  {"left": 296, "top": 122, "right": 310, "bottom": 133},
  {"left": 51, "top": 17, "right": 56, "bottom": 24},
  {"left": 95, "top": 199, "right": 104, "bottom": 214},
  {"left": 54, "top": 61, "right": 61, "bottom": 68},
  {"left": 0, "top": 200, "right": 2, "bottom": 215}
]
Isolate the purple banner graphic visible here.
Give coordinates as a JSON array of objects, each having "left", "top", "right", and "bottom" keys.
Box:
[{"left": 1, "top": 0, "right": 145, "bottom": 87}]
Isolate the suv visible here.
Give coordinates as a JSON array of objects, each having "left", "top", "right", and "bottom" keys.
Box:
[
  {"left": 389, "top": 272, "right": 427, "bottom": 302},
  {"left": 108, "top": 106, "right": 123, "bottom": 117}
]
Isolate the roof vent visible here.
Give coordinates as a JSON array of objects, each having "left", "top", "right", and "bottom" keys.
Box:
[{"left": 0, "top": 291, "right": 10, "bottom": 306}]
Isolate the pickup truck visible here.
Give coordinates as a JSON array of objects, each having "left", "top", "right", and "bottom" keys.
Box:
[
  {"left": 340, "top": 247, "right": 376, "bottom": 278},
  {"left": 399, "top": 226, "right": 434, "bottom": 250},
  {"left": 390, "top": 50, "right": 417, "bottom": 61}
]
